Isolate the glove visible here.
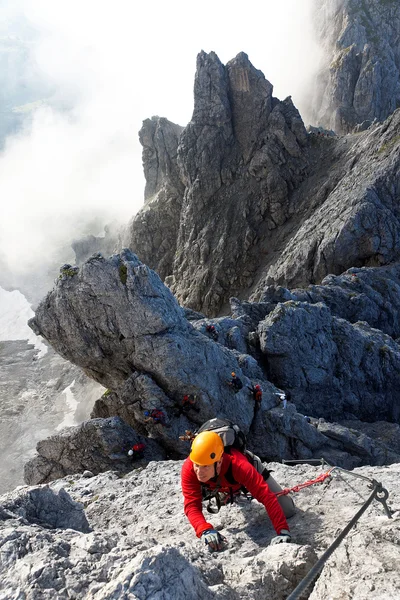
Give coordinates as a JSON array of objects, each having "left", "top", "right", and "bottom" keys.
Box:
[
  {"left": 270, "top": 529, "right": 291, "bottom": 545},
  {"left": 201, "top": 529, "right": 227, "bottom": 552}
]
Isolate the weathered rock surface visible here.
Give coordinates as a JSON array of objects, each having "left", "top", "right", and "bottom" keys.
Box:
[
  {"left": 123, "top": 116, "right": 185, "bottom": 282},
  {"left": 289, "top": 263, "right": 400, "bottom": 338},
  {"left": 26, "top": 252, "right": 400, "bottom": 483},
  {"left": 24, "top": 416, "right": 165, "bottom": 486},
  {"left": 124, "top": 49, "right": 400, "bottom": 314},
  {"left": 124, "top": 51, "right": 309, "bottom": 314},
  {"left": 1, "top": 460, "right": 399, "bottom": 599},
  {"left": 258, "top": 299, "right": 400, "bottom": 422},
  {"left": 311, "top": 0, "right": 400, "bottom": 133},
  {"left": 253, "top": 109, "right": 400, "bottom": 292}
]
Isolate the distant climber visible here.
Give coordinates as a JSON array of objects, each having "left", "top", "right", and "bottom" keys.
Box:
[
  {"left": 144, "top": 409, "right": 169, "bottom": 427},
  {"left": 248, "top": 383, "right": 262, "bottom": 404},
  {"left": 227, "top": 372, "right": 243, "bottom": 392},
  {"left": 182, "top": 394, "right": 200, "bottom": 413},
  {"left": 179, "top": 430, "right": 196, "bottom": 442},
  {"left": 205, "top": 324, "right": 218, "bottom": 341},
  {"left": 181, "top": 431, "right": 291, "bottom": 551},
  {"left": 128, "top": 442, "right": 146, "bottom": 460},
  {"left": 276, "top": 392, "right": 287, "bottom": 409}
]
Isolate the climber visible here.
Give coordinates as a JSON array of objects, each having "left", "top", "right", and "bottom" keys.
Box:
[
  {"left": 248, "top": 383, "right": 262, "bottom": 404},
  {"left": 227, "top": 372, "right": 243, "bottom": 392},
  {"left": 205, "top": 324, "right": 218, "bottom": 341},
  {"left": 181, "top": 431, "right": 291, "bottom": 551},
  {"left": 276, "top": 392, "right": 287, "bottom": 410},
  {"left": 182, "top": 394, "right": 200, "bottom": 413},
  {"left": 128, "top": 442, "right": 146, "bottom": 460},
  {"left": 179, "top": 430, "right": 196, "bottom": 442},
  {"left": 144, "top": 409, "right": 169, "bottom": 427}
]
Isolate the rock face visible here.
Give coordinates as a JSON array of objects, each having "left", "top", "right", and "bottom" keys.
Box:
[
  {"left": 125, "top": 51, "right": 309, "bottom": 314},
  {"left": 0, "top": 461, "right": 399, "bottom": 599},
  {"left": 290, "top": 263, "right": 400, "bottom": 339},
  {"left": 252, "top": 110, "right": 400, "bottom": 292},
  {"left": 311, "top": 0, "right": 400, "bottom": 133},
  {"left": 24, "top": 416, "right": 165, "bottom": 486},
  {"left": 27, "top": 252, "right": 400, "bottom": 483},
  {"left": 124, "top": 49, "right": 400, "bottom": 314},
  {"left": 123, "top": 116, "right": 185, "bottom": 281},
  {"left": 258, "top": 300, "right": 400, "bottom": 423}
]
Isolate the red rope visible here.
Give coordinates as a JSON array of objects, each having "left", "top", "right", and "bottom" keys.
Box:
[{"left": 276, "top": 470, "right": 333, "bottom": 496}]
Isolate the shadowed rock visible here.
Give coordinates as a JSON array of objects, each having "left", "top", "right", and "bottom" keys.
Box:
[
  {"left": 24, "top": 416, "right": 164, "bottom": 485},
  {"left": 258, "top": 300, "right": 400, "bottom": 422}
]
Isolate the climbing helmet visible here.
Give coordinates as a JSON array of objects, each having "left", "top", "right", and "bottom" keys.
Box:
[{"left": 189, "top": 431, "right": 224, "bottom": 465}]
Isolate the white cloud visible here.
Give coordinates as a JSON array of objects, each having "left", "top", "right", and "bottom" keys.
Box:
[{"left": 0, "top": 0, "right": 321, "bottom": 280}]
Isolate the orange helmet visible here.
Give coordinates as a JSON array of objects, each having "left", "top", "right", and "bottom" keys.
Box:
[{"left": 189, "top": 431, "right": 224, "bottom": 465}]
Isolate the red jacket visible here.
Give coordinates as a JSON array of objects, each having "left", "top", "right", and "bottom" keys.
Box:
[{"left": 181, "top": 449, "right": 289, "bottom": 537}]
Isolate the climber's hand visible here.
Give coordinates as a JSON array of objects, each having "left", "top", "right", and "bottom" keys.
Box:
[
  {"left": 201, "top": 529, "right": 227, "bottom": 552},
  {"left": 270, "top": 529, "right": 291, "bottom": 545}
]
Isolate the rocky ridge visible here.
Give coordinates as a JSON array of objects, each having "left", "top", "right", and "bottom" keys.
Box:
[{"left": 124, "top": 49, "right": 400, "bottom": 316}]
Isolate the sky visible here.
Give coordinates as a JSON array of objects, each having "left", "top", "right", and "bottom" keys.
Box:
[{"left": 0, "top": 0, "right": 321, "bottom": 309}]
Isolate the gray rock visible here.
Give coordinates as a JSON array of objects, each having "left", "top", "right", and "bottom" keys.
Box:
[
  {"left": 123, "top": 51, "right": 309, "bottom": 315},
  {"left": 258, "top": 300, "right": 400, "bottom": 423},
  {"left": 27, "top": 252, "right": 400, "bottom": 476},
  {"left": 124, "top": 50, "right": 400, "bottom": 315},
  {"left": 253, "top": 110, "right": 400, "bottom": 292},
  {"left": 24, "top": 416, "right": 164, "bottom": 486},
  {"left": 311, "top": 0, "right": 400, "bottom": 133},
  {"left": 290, "top": 263, "right": 400, "bottom": 338},
  {"left": 28, "top": 250, "right": 282, "bottom": 457},
  {"left": 123, "top": 116, "right": 185, "bottom": 282},
  {"left": 1, "top": 485, "right": 90, "bottom": 532},
  {"left": 0, "top": 460, "right": 399, "bottom": 599}
]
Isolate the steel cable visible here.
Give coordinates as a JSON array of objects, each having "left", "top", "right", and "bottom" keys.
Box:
[{"left": 286, "top": 483, "right": 381, "bottom": 600}]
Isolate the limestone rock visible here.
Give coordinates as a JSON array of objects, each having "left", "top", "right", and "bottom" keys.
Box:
[
  {"left": 24, "top": 416, "right": 164, "bottom": 486},
  {"left": 123, "top": 116, "right": 185, "bottom": 281},
  {"left": 253, "top": 110, "right": 400, "bottom": 292},
  {"left": 311, "top": 0, "right": 400, "bottom": 133},
  {"left": 28, "top": 250, "right": 280, "bottom": 455},
  {"left": 27, "top": 252, "right": 400, "bottom": 480},
  {"left": 290, "top": 263, "right": 400, "bottom": 338},
  {"left": 1, "top": 461, "right": 399, "bottom": 599},
  {"left": 123, "top": 51, "right": 309, "bottom": 314},
  {"left": 125, "top": 50, "right": 400, "bottom": 314},
  {"left": 258, "top": 300, "right": 400, "bottom": 423}
]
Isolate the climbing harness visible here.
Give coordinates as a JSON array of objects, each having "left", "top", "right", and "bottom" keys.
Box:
[{"left": 284, "top": 460, "right": 393, "bottom": 600}]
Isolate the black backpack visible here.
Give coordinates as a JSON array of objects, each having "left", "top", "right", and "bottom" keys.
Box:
[
  {"left": 197, "top": 417, "right": 246, "bottom": 452},
  {"left": 197, "top": 418, "right": 271, "bottom": 512}
]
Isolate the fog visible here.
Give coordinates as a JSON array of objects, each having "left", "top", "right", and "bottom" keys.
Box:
[{"left": 0, "top": 0, "right": 321, "bottom": 296}]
